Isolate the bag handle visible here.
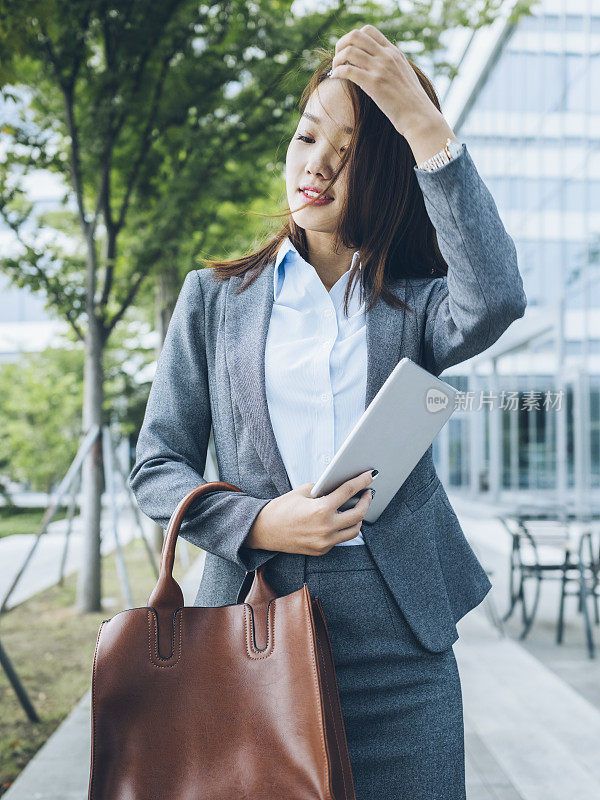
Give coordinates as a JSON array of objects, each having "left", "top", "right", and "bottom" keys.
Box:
[
  {"left": 146, "top": 481, "right": 280, "bottom": 656},
  {"left": 147, "top": 480, "right": 244, "bottom": 610}
]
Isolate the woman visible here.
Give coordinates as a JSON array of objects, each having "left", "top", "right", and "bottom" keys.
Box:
[{"left": 129, "top": 24, "right": 527, "bottom": 800}]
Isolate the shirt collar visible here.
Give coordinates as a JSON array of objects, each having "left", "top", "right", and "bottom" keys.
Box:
[
  {"left": 273, "top": 236, "right": 296, "bottom": 300},
  {"left": 273, "top": 236, "right": 361, "bottom": 303}
]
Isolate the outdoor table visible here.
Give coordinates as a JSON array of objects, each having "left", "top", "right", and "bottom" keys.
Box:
[{"left": 496, "top": 506, "right": 599, "bottom": 659}]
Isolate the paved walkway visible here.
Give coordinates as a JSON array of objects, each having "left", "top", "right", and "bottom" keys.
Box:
[
  {"left": 451, "top": 492, "right": 600, "bottom": 711},
  {"left": 457, "top": 607, "right": 600, "bottom": 798},
  {"left": 2, "top": 551, "right": 207, "bottom": 800},
  {"left": 0, "top": 500, "right": 191, "bottom": 610},
  {"left": 3, "top": 496, "right": 600, "bottom": 799}
]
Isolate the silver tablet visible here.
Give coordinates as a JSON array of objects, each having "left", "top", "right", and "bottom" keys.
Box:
[{"left": 309, "top": 357, "right": 458, "bottom": 522}]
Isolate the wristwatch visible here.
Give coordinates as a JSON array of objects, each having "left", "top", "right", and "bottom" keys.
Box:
[{"left": 417, "top": 137, "right": 463, "bottom": 171}]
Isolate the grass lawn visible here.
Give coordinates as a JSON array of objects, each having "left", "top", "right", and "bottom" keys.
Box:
[
  {"left": 0, "top": 508, "right": 69, "bottom": 539},
  {"left": 0, "top": 533, "right": 190, "bottom": 796}
]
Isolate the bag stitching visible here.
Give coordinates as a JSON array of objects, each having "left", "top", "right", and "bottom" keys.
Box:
[
  {"left": 89, "top": 620, "right": 106, "bottom": 800},
  {"left": 315, "top": 596, "right": 357, "bottom": 797},
  {"left": 314, "top": 604, "right": 348, "bottom": 800},
  {"left": 147, "top": 608, "right": 183, "bottom": 668},
  {"left": 243, "top": 601, "right": 276, "bottom": 659},
  {"left": 304, "top": 587, "right": 334, "bottom": 800}
]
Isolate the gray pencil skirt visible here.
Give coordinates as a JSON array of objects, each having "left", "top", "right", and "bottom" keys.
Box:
[{"left": 267, "top": 543, "right": 466, "bottom": 800}]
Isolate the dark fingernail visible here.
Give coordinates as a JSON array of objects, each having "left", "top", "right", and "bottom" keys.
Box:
[{"left": 371, "top": 469, "right": 378, "bottom": 477}]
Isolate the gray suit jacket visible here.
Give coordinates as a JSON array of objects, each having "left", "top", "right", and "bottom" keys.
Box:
[{"left": 129, "top": 142, "right": 527, "bottom": 652}]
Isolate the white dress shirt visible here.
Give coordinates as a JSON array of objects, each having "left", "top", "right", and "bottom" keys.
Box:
[{"left": 264, "top": 236, "right": 367, "bottom": 545}]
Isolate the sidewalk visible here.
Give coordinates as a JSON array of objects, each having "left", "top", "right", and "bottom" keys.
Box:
[
  {"left": 451, "top": 491, "right": 600, "bottom": 711},
  {"left": 3, "top": 498, "right": 600, "bottom": 799},
  {"left": 457, "top": 605, "right": 600, "bottom": 798},
  {"left": 0, "top": 501, "right": 192, "bottom": 610},
  {"left": 2, "top": 549, "right": 206, "bottom": 800}
]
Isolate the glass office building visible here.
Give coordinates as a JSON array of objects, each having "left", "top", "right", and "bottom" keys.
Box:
[
  {"left": 434, "top": 0, "right": 600, "bottom": 514},
  {"left": 3, "top": 0, "right": 600, "bottom": 510}
]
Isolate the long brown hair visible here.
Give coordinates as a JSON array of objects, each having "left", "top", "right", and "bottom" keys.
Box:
[{"left": 204, "top": 47, "right": 449, "bottom": 317}]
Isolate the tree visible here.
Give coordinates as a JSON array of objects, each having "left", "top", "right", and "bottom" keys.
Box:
[
  {"left": 0, "top": 0, "right": 527, "bottom": 610},
  {"left": 0, "top": 332, "right": 152, "bottom": 493}
]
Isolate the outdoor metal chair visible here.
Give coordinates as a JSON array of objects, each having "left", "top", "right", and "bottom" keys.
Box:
[{"left": 497, "top": 505, "right": 599, "bottom": 659}]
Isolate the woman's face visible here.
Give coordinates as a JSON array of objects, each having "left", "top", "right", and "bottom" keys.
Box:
[{"left": 286, "top": 79, "right": 354, "bottom": 234}]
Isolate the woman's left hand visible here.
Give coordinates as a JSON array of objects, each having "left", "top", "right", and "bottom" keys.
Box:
[{"left": 329, "top": 24, "right": 441, "bottom": 138}]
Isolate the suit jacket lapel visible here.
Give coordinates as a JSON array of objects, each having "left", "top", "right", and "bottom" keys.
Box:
[{"left": 225, "top": 259, "right": 406, "bottom": 497}]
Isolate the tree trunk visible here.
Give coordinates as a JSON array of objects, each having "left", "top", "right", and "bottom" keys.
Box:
[
  {"left": 76, "top": 314, "right": 105, "bottom": 613},
  {"left": 150, "top": 265, "right": 180, "bottom": 553}
]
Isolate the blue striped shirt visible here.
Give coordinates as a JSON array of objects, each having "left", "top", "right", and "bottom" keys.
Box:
[{"left": 264, "top": 236, "right": 367, "bottom": 545}]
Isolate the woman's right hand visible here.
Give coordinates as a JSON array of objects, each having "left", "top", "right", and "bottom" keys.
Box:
[{"left": 244, "top": 469, "right": 376, "bottom": 556}]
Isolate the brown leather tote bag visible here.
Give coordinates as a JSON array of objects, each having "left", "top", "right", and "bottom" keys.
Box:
[{"left": 88, "top": 481, "right": 356, "bottom": 800}]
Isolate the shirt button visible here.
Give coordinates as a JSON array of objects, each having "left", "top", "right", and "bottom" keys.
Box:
[
  {"left": 320, "top": 393, "right": 328, "bottom": 402},
  {"left": 323, "top": 455, "right": 331, "bottom": 463}
]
